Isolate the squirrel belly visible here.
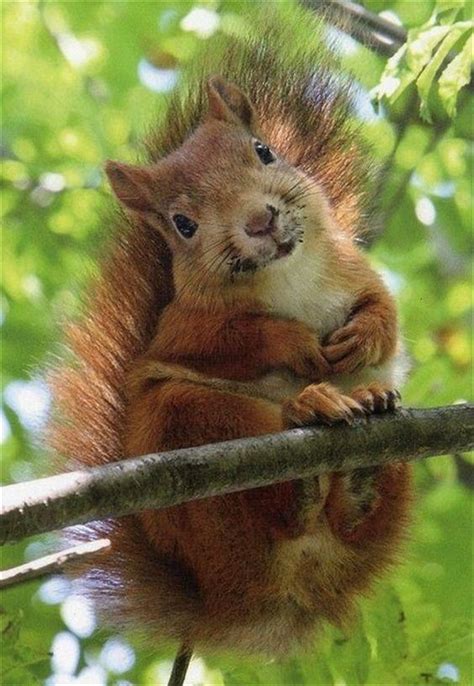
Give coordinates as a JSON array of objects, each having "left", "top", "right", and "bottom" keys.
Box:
[
  {"left": 123, "top": 291, "right": 411, "bottom": 653},
  {"left": 48, "top": 7, "right": 413, "bottom": 657}
]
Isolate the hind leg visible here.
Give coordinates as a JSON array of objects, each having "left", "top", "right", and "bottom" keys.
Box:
[
  {"left": 328, "top": 382, "right": 403, "bottom": 541},
  {"left": 282, "top": 381, "right": 403, "bottom": 541}
]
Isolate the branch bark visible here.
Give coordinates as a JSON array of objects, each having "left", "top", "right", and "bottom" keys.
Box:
[{"left": 1, "top": 405, "right": 473, "bottom": 545}]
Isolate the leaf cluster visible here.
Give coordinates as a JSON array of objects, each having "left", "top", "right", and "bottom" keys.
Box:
[{"left": 374, "top": 0, "right": 473, "bottom": 121}]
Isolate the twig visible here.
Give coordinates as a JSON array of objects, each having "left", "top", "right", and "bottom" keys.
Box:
[
  {"left": 454, "top": 453, "right": 474, "bottom": 490},
  {"left": 0, "top": 539, "right": 111, "bottom": 589},
  {"left": 1, "top": 405, "right": 473, "bottom": 545},
  {"left": 168, "top": 644, "right": 193, "bottom": 686}
]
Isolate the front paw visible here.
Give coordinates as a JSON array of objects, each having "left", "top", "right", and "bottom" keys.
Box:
[
  {"left": 322, "top": 320, "right": 381, "bottom": 375},
  {"left": 282, "top": 382, "right": 364, "bottom": 428}
]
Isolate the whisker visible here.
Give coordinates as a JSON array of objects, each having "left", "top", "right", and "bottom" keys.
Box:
[
  {"left": 281, "top": 177, "right": 305, "bottom": 203},
  {"left": 175, "top": 239, "right": 230, "bottom": 303},
  {"left": 186, "top": 245, "right": 234, "bottom": 303},
  {"left": 285, "top": 177, "right": 315, "bottom": 204},
  {"left": 173, "top": 236, "right": 229, "bottom": 268},
  {"left": 266, "top": 167, "right": 287, "bottom": 198},
  {"left": 174, "top": 238, "right": 235, "bottom": 304}
]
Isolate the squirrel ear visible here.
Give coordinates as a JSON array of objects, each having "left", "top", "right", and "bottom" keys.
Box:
[
  {"left": 206, "top": 76, "right": 256, "bottom": 129},
  {"left": 105, "top": 161, "right": 156, "bottom": 213}
]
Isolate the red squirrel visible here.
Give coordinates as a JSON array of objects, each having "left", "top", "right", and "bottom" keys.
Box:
[{"left": 48, "top": 13, "right": 412, "bottom": 657}]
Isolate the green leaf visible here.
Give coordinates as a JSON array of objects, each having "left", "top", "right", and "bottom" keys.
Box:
[
  {"left": 373, "top": 43, "right": 409, "bottom": 100},
  {"left": 326, "top": 620, "right": 371, "bottom": 685},
  {"left": 436, "top": 0, "right": 465, "bottom": 24},
  {"left": 398, "top": 619, "right": 473, "bottom": 682},
  {"left": 406, "top": 25, "right": 451, "bottom": 73},
  {"left": 0, "top": 610, "right": 22, "bottom": 649},
  {"left": 417, "top": 22, "right": 473, "bottom": 121},
  {"left": 374, "top": 25, "right": 451, "bottom": 105},
  {"left": 0, "top": 611, "right": 46, "bottom": 685},
  {"left": 363, "top": 585, "right": 409, "bottom": 678},
  {"left": 439, "top": 32, "right": 474, "bottom": 116},
  {"left": 436, "top": 0, "right": 465, "bottom": 11}
]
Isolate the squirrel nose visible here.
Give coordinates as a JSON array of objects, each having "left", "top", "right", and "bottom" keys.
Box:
[{"left": 245, "top": 204, "right": 279, "bottom": 237}]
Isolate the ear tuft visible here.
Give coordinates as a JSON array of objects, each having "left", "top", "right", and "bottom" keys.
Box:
[
  {"left": 206, "top": 76, "right": 256, "bottom": 130},
  {"left": 105, "top": 161, "right": 156, "bottom": 213}
]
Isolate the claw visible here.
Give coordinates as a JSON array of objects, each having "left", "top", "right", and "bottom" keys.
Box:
[{"left": 350, "top": 384, "right": 401, "bottom": 415}]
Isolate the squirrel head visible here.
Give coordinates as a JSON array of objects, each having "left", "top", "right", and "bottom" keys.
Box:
[{"left": 106, "top": 77, "right": 335, "bottom": 307}]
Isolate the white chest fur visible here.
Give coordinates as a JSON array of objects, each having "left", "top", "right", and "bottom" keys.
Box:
[{"left": 257, "top": 247, "right": 353, "bottom": 340}]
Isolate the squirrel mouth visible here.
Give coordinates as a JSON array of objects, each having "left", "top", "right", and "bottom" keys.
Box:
[{"left": 229, "top": 238, "right": 297, "bottom": 276}]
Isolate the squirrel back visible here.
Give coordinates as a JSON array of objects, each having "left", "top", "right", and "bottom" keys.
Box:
[{"left": 46, "top": 6, "right": 407, "bottom": 656}]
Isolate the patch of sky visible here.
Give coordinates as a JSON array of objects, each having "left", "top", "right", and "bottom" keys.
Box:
[
  {"left": 159, "top": 9, "right": 179, "bottom": 32},
  {"left": 100, "top": 637, "right": 135, "bottom": 674},
  {"left": 0, "top": 410, "right": 11, "bottom": 443},
  {"left": 57, "top": 34, "right": 101, "bottom": 69},
  {"left": 353, "top": 84, "right": 380, "bottom": 121},
  {"left": 180, "top": 7, "right": 220, "bottom": 39},
  {"left": 61, "top": 594, "right": 97, "bottom": 638},
  {"left": 4, "top": 379, "right": 51, "bottom": 432},
  {"left": 45, "top": 674, "right": 76, "bottom": 686},
  {"left": 138, "top": 58, "right": 178, "bottom": 93},
  {"left": 76, "top": 665, "right": 107, "bottom": 685},
  {"left": 378, "top": 267, "right": 405, "bottom": 296},
  {"left": 39, "top": 575, "right": 72, "bottom": 605},
  {"left": 51, "top": 631, "right": 80, "bottom": 675},
  {"left": 326, "top": 26, "right": 359, "bottom": 57},
  {"left": 413, "top": 172, "right": 456, "bottom": 198},
  {"left": 415, "top": 196, "right": 436, "bottom": 226},
  {"left": 40, "top": 172, "right": 66, "bottom": 193},
  {"left": 437, "top": 662, "right": 460, "bottom": 683}
]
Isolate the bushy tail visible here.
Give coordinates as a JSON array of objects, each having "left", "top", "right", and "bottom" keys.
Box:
[
  {"left": 46, "top": 213, "right": 201, "bottom": 641},
  {"left": 47, "top": 213, "right": 172, "bottom": 468}
]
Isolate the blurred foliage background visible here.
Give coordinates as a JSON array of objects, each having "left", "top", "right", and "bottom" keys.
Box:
[{"left": 1, "top": 0, "right": 472, "bottom": 684}]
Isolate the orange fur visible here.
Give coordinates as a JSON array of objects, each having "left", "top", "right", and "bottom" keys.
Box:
[
  {"left": 47, "top": 16, "right": 412, "bottom": 656},
  {"left": 145, "top": 306, "right": 331, "bottom": 381}
]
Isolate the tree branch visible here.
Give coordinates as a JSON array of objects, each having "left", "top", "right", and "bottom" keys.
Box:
[
  {"left": 1, "top": 405, "right": 473, "bottom": 545},
  {"left": 305, "top": 0, "right": 407, "bottom": 56},
  {"left": 0, "top": 539, "right": 111, "bottom": 589}
]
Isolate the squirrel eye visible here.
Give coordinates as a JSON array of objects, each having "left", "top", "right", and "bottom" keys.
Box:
[
  {"left": 254, "top": 141, "right": 275, "bottom": 165},
  {"left": 172, "top": 214, "right": 198, "bottom": 239}
]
